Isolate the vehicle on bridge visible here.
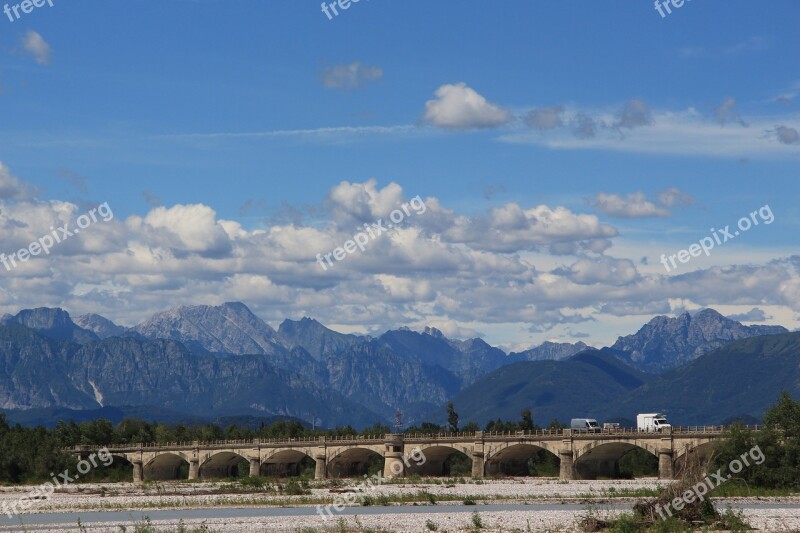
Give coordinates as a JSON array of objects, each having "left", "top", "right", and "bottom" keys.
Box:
[
  {"left": 637, "top": 413, "right": 671, "bottom": 432},
  {"left": 570, "top": 418, "right": 601, "bottom": 433}
]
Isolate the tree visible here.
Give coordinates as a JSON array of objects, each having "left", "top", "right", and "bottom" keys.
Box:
[
  {"left": 394, "top": 408, "right": 403, "bottom": 433},
  {"left": 520, "top": 409, "right": 534, "bottom": 431},
  {"left": 446, "top": 402, "right": 460, "bottom": 433},
  {"left": 764, "top": 391, "right": 800, "bottom": 439}
]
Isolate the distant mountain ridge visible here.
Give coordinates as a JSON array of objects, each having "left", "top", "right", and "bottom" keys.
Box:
[
  {"left": 610, "top": 308, "right": 788, "bottom": 373},
  {"left": 509, "top": 341, "right": 594, "bottom": 362},
  {"left": 0, "top": 302, "right": 793, "bottom": 428}
]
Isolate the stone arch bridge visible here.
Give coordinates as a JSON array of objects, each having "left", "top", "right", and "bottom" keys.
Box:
[{"left": 73, "top": 427, "right": 736, "bottom": 483}]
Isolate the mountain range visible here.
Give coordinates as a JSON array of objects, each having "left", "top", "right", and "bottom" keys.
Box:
[{"left": 0, "top": 303, "right": 794, "bottom": 428}]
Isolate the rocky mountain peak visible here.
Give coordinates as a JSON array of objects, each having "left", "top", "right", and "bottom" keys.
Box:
[
  {"left": 611, "top": 307, "right": 788, "bottom": 373},
  {"left": 74, "top": 313, "right": 127, "bottom": 339},
  {"left": 3, "top": 307, "right": 98, "bottom": 344}
]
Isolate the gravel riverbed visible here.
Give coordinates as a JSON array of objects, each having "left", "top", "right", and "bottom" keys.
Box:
[{"left": 1, "top": 478, "right": 798, "bottom": 531}]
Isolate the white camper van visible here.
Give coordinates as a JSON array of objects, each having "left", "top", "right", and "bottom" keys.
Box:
[{"left": 637, "top": 413, "right": 671, "bottom": 432}]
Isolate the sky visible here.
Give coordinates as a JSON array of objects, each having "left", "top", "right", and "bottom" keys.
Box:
[{"left": 0, "top": 0, "right": 799, "bottom": 350}]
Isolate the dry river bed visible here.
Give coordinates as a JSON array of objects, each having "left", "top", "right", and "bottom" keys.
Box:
[{"left": 0, "top": 478, "right": 798, "bottom": 532}]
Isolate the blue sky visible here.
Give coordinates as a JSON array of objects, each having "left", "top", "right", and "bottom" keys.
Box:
[{"left": 0, "top": 0, "right": 799, "bottom": 349}]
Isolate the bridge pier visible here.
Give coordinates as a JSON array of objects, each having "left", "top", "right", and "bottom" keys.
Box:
[
  {"left": 314, "top": 452, "right": 327, "bottom": 480},
  {"left": 383, "top": 451, "right": 405, "bottom": 478},
  {"left": 132, "top": 460, "right": 143, "bottom": 483},
  {"left": 188, "top": 459, "right": 199, "bottom": 480},
  {"left": 383, "top": 433, "right": 405, "bottom": 478},
  {"left": 471, "top": 432, "right": 485, "bottom": 478},
  {"left": 559, "top": 449, "right": 576, "bottom": 480},
  {"left": 471, "top": 451, "right": 485, "bottom": 478},
  {"left": 659, "top": 449, "right": 674, "bottom": 480},
  {"left": 249, "top": 458, "right": 260, "bottom": 477}
]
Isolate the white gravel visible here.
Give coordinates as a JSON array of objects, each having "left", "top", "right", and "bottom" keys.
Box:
[
  {"left": 0, "top": 478, "right": 666, "bottom": 514},
  {"left": 1, "top": 479, "right": 798, "bottom": 531}
]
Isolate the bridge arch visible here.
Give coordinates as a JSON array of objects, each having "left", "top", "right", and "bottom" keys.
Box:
[
  {"left": 574, "top": 442, "right": 658, "bottom": 480},
  {"left": 199, "top": 451, "right": 250, "bottom": 479},
  {"left": 406, "top": 444, "right": 473, "bottom": 477},
  {"left": 262, "top": 449, "right": 316, "bottom": 478},
  {"left": 327, "top": 447, "right": 384, "bottom": 478},
  {"left": 485, "top": 443, "right": 561, "bottom": 477},
  {"left": 143, "top": 452, "right": 190, "bottom": 481},
  {"left": 674, "top": 440, "right": 715, "bottom": 477}
]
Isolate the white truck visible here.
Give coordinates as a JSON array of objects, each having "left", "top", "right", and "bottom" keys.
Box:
[{"left": 637, "top": 413, "right": 671, "bottom": 432}]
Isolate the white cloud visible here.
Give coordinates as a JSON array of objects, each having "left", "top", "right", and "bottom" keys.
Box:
[
  {"left": 443, "top": 203, "right": 618, "bottom": 253},
  {"left": 558, "top": 256, "right": 640, "bottom": 286},
  {"left": 321, "top": 62, "right": 383, "bottom": 90},
  {"left": 592, "top": 192, "right": 669, "bottom": 218},
  {"left": 0, "top": 162, "right": 38, "bottom": 201},
  {"left": 727, "top": 307, "right": 771, "bottom": 322},
  {"left": 128, "top": 204, "right": 233, "bottom": 257},
  {"left": 423, "top": 83, "right": 511, "bottom": 130},
  {"left": 591, "top": 188, "right": 694, "bottom": 219},
  {"left": 656, "top": 188, "right": 695, "bottom": 208},
  {"left": 22, "top": 30, "right": 51, "bottom": 65}
]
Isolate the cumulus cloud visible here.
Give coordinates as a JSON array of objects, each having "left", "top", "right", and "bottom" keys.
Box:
[
  {"left": 442, "top": 203, "right": 618, "bottom": 254},
  {"left": 22, "top": 30, "right": 51, "bottom": 65},
  {"left": 321, "top": 62, "right": 383, "bottom": 90},
  {"left": 591, "top": 192, "right": 669, "bottom": 218},
  {"left": 524, "top": 106, "right": 564, "bottom": 131},
  {"left": 591, "top": 188, "right": 694, "bottom": 218},
  {"left": 656, "top": 187, "right": 695, "bottom": 208},
  {"left": 127, "top": 204, "right": 233, "bottom": 257},
  {"left": 727, "top": 307, "right": 772, "bottom": 322},
  {"left": 557, "top": 256, "right": 640, "bottom": 286},
  {"left": 0, "top": 162, "right": 38, "bottom": 201},
  {"left": 423, "top": 83, "right": 511, "bottom": 130},
  {"left": 325, "top": 178, "right": 407, "bottom": 226}
]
